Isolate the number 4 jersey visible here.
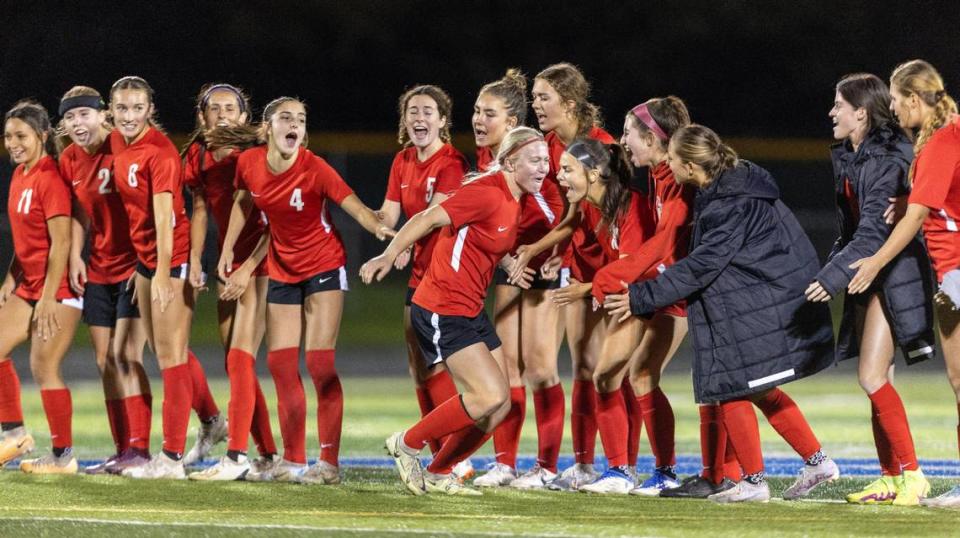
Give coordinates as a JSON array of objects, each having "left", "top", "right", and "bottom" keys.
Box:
[
  {"left": 59, "top": 138, "right": 138, "bottom": 284},
  {"left": 8, "top": 156, "right": 74, "bottom": 301},
  {"left": 110, "top": 128, "right": 191, "bottom": 271},
  {"left": 235, "top": 146, "right": 354, "bottom": 283}
]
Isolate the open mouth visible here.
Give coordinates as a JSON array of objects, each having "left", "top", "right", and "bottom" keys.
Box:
[
  {"left": 284, "top": 132, "right": 298, "bottom": 147},
  {"left": 9, "top": 149, "right": 25, "bottom": 160},
  {"left": 412, "top": 126, "right": 429, "bottom": 139}
]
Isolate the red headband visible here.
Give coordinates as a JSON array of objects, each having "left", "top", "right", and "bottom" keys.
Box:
[
  {"left": 631, "top": 103, "right": 669, "bottom": 141},
  {"left": 502, "top": 135, "right": 544, "bottom": 160}
]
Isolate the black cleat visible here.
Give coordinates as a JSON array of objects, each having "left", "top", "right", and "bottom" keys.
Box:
[{"left": 660, "top": 475, "right": 737, "bottom": 499}]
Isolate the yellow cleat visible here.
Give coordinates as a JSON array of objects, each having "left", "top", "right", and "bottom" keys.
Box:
[
  {"left": 0, "top": 431, "right": 35, "bottom": 466},
  {"left": 892, "top": 469, "right": 930, "bottom": 506},
  {"left": 845, "top": 475, "right": 899, "bottom": 504},
  {"left": 20, "top": 453, "right": 78, "bottom": 474}
]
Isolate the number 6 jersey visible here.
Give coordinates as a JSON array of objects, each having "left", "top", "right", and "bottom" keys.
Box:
[
  {"left": 235, "top": 146, "right": 354, "bottom": 283},
  {"left": 110, "top": 128, "right": 191, "bottom": 271}
]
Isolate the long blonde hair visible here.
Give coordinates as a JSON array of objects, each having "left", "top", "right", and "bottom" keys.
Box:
[{"left": 890, "top": 59, "right": 957, "bottom": 180}]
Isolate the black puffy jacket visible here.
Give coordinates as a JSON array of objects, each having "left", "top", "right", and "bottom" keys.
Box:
[
  {"left": 817, "top": 126, "right": 935, "bottom": 365},
  {"left": 628, "top": 161, "right": 834, "bottom": 403}
]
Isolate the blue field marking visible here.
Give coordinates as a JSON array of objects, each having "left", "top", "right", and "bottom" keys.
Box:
[{"left": 74, "top": 455, "right": 960, "bottom": 477}]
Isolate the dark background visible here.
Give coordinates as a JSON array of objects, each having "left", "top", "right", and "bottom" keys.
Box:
[{"left": 0, "top": 1, "right": 952, "bottom": 363}]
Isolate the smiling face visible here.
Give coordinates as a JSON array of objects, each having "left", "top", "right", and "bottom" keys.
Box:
[
  {"left": 473, "top": 92, "right": 515, "bottom": 150},
  {"left": 63, "top": 106, "right": 106, "bottom": 149},
  {"left": 889, "top": 84, "right": 921, "bottom": 130},
  {"left": 404, "top": 94, "right": 445, "bottom": 150},
  {"left": 620, "top": 114, "right": 661, "bottom": 167},
  {"left": 829, "top": 90, "right": 864, "bottom": 141},
  {"left": 508, "top": 140, "right": 550, "bottom": 194},
  {"left": 531, "top": 78, "right": 570, "bottom": 134},
  {"left": 267, "top": 100, "right": 307, "bottom": 158},
  {"left": 201, "top": 90, "right": 246, "bottom": 129},
  {"left": 557, "top": 151, "right": 591, "bottom": 204},
  {"left": 110, "top": 88, "right": 153, "bottom": 142},
  {"left": 4, "top": 117, "right": 44, "bottom": 167}
]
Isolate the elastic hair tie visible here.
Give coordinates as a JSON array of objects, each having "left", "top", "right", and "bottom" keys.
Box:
[
  {"left": 631, "top": 103, "right": 669, "bottom": 141},
  {"left": 58, "top": 95, "right": 106, "bottom": 116}
]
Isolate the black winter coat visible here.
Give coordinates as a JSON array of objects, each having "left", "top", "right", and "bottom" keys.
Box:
[
  {"left": 628, "top": 162, "right": 834, "bottom": 403},
  {"left": 817, "top": 126, "right": 935, "bottom": 365}
]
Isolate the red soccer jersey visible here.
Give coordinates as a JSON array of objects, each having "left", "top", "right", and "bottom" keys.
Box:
[
  {"left": 592, "top": 162, "right": 694, "bottom": 310},
  {"left": 183, "top": 143, "right": 265, "bottom": 270},
  {"left": 546, "top": 127, "right": 616, "bottom": 277},
  {"left": 8, "top": 156, "right": 75, "bottom": 301},
  {"left": 412, "top": 172, "right": 521, "bottom": 317},
  {"left": 111, "top": 128, "right": 191, "bottom": 270},
  {"left": 476, "top": 146, "right": 494, "bottom": 171},
  {"left": 593, "top": 190, "right": 656, "bottom": 265},
  {"left": 236, "top": 146, "right": 354, "bottom": 283},
  {"left": 909, "top": 116, "right": 960, "bottom": 281},
  {"left": 385, "top": 144, "right": 468, "bottom": 287},
  {"left": 59, "top": 140, "right": 137, "bottom": 284}
]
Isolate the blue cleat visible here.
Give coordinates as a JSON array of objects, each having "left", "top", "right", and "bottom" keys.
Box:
[{"left": 630, "top": 467, "right": 680, "bottom": 496}]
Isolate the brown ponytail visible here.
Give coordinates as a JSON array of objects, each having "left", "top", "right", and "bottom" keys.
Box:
[
  {"left": 565, "top": 138, "right": 633, "bottom": 225},
  {"left": 181, "top": 82, "right": 252, "bottom": 156},
  {"left": 479, "top": 68, "right": 528, "bottom": 125},
  {"left": 670, "top": 124, "right": 738, "bottom": 180},
  {"left": 535, "top": 63, "right": 602, "bottom": 137},
  {"left": 205, "top": 96, "right": 306, "bottom": 151}
]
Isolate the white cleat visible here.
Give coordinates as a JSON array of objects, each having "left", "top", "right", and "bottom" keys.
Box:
[
  {"left": 384, "top": 431, "right": 425, "bottom": 495},
  {"left": 473, "top": 463, "right": 517, "bottom": 488},
  {"left": 509, "top": 464, "right": 557, "bottom": 490},
  {"left": 300, "top": 460, "right": 341, "bottom": 485},
  {"left": 249, "top": 454, "right": 280, "bottom": 476},
  {"left": 122, "top": 452, "right": 186, "bottom": 480},
  {"left": 245, "top": 459, "right": 307, "bottom": 482},
  {"left": 579, "top": 469, "right": 635, "bottom": 495},
  {"left": 920, "top": 484, "right": 960, "bottom": 507},
  {"left": 783, "top": 458, "right": 840, "bottom": 500},
  {"left": 425, "top": 471, "right": 483, "bottom": 496},
  {"left": 548, "top": 463, "right": 600, "bottom": 491},
  {"left": 188, "top": 454, "right": 250, "bottom": 481},
  {"left": 183, "top": 415, "right": 228, "bottom": 466},
  {"left": 708, "top": 480, "right": 771, "bottom": 503},
  {"left": 452, "top": 459, "right": 476, "bottom": 482}
]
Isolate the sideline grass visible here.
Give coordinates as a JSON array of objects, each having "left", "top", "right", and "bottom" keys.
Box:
[{"left": 3, "top": 370, "right": 959, "bottom": 537}]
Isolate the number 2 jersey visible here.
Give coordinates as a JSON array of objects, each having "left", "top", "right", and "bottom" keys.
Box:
[
  {"left": 385, "top": 144, "right": 468, "bottom": 287},
  {"left": 111, "top": 128, "right": 191, "bottom": 271},
  {"left": 235, "top": 146, "right": 354, "bottom": 283},
  {"left": 7, "top": 156, "right": 74, "bottom": 301},
  {"left": 59, "top": 138, "right": 138, "bottom": 284}
]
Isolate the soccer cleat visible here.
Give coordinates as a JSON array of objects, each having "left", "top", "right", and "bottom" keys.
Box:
[
  {"left": 509, "top": 464, "right": 557, "bottom": 490},
  {"left": 104, "top": 447, "right": 152, "bottom": 475},
  {"left": 249, "top": 454, "right": 280, "bottom": 476},
  {"left": 782, "top": 457, "right": 839, "bottom": 500},
  {"left": 245, "top": 459, "right": 307, "bottom": 482},
  {"left": 452, "top": 459, "right": 475, "bottom": 482},
  {"left": 384, "top": 431, "right": 425, "bottom": 495},
  {"left": 84, "top": 452, "right": 121, "bottom": 475},
  {"left": 920, "top": 484, "right": 960, "bottom": 508},
  {"left": 547, "top": 463, "right": 600, "bottom": 491},
  {"left": 631, "top": 468, "right": 681, "bottom": 496},
  {"left": 0, "top": 428, "right": 35, "bottom": 466},
  {"left": 188, "top": 454, "right": 250, "bottom": 481},
  {"left": 708, "top": 480, "right": 771, "bottom": 503},
  {"left": 473, "top": 463, "right": 517, "bottom": 488},
  {"left": 845, "top": 475, "right": 899, "bottom": 504},
  {"left": 892, "top": 469, "right": 930, "bottom": 506},
  {"left": 300, "top": 460, "right": 341, "bottom": 485},
  {"left": 657, "top": 475, "right": 735, "bottom": 499},
  {"left": 121, "top": 452, "right": 186, "bottom": 479},
  {"left": 580, "top": 468, "right": 635, "bottom": 495},
  {"left": 20, "top": 451, "right": 78, "bottom": 474},
  {"left": 183, "top": 415, "right": 228, "bottom": 466},
  {"left": 425, "top": 471, "right": 483, "bottom": 496}
]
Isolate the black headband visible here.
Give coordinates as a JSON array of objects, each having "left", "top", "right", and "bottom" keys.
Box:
[
  {"left": 59, "top": 95, "right": 105, "bottom": 116},
  {"left": 566, "top": 141, "right": 598, "bottom": 170},
  {"left": 200, "top": 84, "right": 246, "bottom": 113}
]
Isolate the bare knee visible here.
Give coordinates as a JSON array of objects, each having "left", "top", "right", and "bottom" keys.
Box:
[
  {"left": 593, "top": 367, "right": 623, "bottom": 394},
  {"left": 522, "top": 355, "right": 558, "bottom": 388},
  {"left": 464, "top": 380, "right": 509, "bottom": 420},
  {"left": 630, "top": 367, "right": 660, "bottom": 395},
  {"left": 858, "top": 371, "right": 890, "bottom": 394},
  {"left": 30, "top": 362, "right": 61, "bottom": 389}
]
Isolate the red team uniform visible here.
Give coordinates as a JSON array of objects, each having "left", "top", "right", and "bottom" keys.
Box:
[
  {"left": 909, "top": 116, "right": 960, "bottom": 282},
  {"left": 110, "top": 128, "right": 191, "bottom": 275},
  {"left": 385, "top": 144, "right": 468, "bottom": 292},
  {"left": 234, "top": 145, "right": 352, "bottom": 467},
  {"left": 182, "top": 144, "right": 266, "bottom": 275},
  {"left": 7, "top": 156, "right": 75, "bottom": 303}
]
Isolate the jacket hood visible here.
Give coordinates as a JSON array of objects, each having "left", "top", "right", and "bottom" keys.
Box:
[
  {"left": 701, "top": 160, "right": 779, "bottom": 202},
  {"left": 831, "top": 124, "right": 913, "bottom": 167}
]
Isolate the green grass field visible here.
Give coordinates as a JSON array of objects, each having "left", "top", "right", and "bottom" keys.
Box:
[{"left": 0, "top": 370, "right": 959, "bottom": 536}]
